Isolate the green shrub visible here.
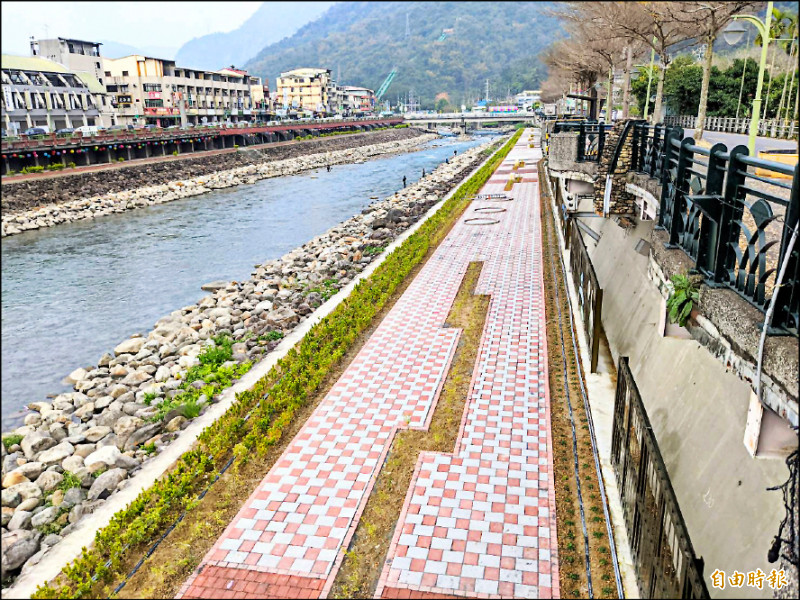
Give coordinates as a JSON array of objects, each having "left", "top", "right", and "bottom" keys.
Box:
[
  {"left": 173, "top": 150, "right": 179, "bottom": 156},
  {"left": 20, "top": 165, "right": 45, "bottom": 174},
  {"left": 142, "top": 442, "right": 157, "bottom": 455},
  {"left": 117, "top": 157, "right": 125, "bottom": 162},
  {"left": 57, "top": 471, "right": 83, "bottom": 492},
  {"left": 259, "top": 330, "right": 284, "bottom": 342},
  {"left": 667, "top": 272, "right": 700, "bottom": 327},
  {"left": 67, "top": 162, "right": 76, "bottom": 169},
  {"left": 31, "top": 130, "right": 522, "bottom": 600},
  {"left": 2, "top": 434, "right": 23, "bottom": 449}
]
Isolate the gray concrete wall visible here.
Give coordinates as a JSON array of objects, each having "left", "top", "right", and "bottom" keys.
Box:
[{"left": 577, "top": 212, "right": 789, "bottom": 599}]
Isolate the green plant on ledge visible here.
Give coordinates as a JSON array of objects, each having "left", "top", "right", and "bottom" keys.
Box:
[{"left": 667, "top": 272, "right": 700, "bottom": 327}]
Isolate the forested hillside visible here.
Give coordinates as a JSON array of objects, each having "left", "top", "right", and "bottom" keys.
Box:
[{"left": 245, "top": 2, "right": 562, "bottom": 109}]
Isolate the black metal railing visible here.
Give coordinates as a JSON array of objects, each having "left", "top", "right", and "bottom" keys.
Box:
[
  {"left": 569, "top": 223, "right": 603, "bottom": 372},
  {"left": 629, "top": 121, "right": 799, "bottom": 336},
  {"left": 553, "top": 120, "right": 613, "bottom": 163},
  {"left": 611, "top": 357, "right": 710, "bottom": 599}
]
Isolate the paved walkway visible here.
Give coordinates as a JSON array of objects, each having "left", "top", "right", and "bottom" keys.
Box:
[{"left": 177, "top": 130, "right": 559, "bottom": 599}]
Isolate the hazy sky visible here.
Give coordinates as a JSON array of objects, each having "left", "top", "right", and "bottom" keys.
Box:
[{"left": 1, "top": 1, "right": 265, "bottom": 55}]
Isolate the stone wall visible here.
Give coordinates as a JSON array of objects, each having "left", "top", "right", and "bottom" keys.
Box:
[
  {"left": 1, "top": 128, "right": 428, "bottom": 214},
  {"left": 592, "top": 119, "right": 638, "bottom": 224}
]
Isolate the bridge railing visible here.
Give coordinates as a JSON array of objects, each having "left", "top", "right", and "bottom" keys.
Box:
[
  {"left": 664, "top": 115, "right": 798, "bottom": 140},
  {"left": 628, "top": 121, "right": 799, "bottom": 336}
]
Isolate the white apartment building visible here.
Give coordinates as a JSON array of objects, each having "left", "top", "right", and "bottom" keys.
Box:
[{"left": 102, "top": 55, "right": 261, "bottom": 127}]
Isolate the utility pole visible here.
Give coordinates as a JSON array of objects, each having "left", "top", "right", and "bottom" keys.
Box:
[{"left": 485, "top": 79, "right": 490, "bottom": 103}]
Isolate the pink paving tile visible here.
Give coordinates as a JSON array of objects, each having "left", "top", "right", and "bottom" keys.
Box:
[
  {"left": 377, "top": 136, "right": 559, "bottom": 599},
  {"left": 179, "top": 130, "right": 558, "bottom": 600}
]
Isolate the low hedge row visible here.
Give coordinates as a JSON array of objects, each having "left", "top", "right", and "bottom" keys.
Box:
[{"left": 31, "top": 128, "right": 523, "bottom": 599}]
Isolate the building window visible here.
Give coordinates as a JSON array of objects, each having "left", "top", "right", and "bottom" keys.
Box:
[
  {"left": 96, "top": 62, "right": 101, "bottom": 69},
  {"left": 122, "top": 71, "right": 129, "bottom": 76},
  {"left": 143, "top": 83, "right": 162, "bottom": 92},
  {"left": 104, "top": 71, "right": 111, "bottom": 77},
  {"left": 145, "top": 99, "right": 164, "bottom": 108}
]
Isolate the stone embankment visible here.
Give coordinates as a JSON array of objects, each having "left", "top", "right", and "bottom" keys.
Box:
[
  {"left": 0, "top": 138, "right": 496, "bottom": 583},
  {"left": 1, "top": 127, "right": 430, "bottom": 236}
]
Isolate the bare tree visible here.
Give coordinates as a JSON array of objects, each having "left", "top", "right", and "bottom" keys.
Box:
[{"left": 665, "top": 2, "right": 760, "bottom": 139}]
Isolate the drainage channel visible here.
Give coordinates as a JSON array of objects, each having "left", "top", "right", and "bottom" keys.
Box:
[{"left": 538, "top": 156, "right": 624, "bottom": 598}]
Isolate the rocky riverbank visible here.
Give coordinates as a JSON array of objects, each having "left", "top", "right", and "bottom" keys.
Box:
[
  {"left": 1, "top": 127, "right": 430, "bottom": 235},
  {"left": 0, "top": 137, "right": 499, "bottom": 584}
]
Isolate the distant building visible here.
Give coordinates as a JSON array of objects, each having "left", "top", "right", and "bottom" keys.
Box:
[
  {"left": 30, "top": 37, "right": 115, "bottom": 126},
  {"left": 1, "top": 54, "right": 107, "bottom": 133},
  {"left": 276, "top": 68, "right": 334, "bottom": 115},
  {"left": 339, "top": 86, "right": 375, "bottom": 116},
  {"left": 514, "top": 89, "right": 541, "bottom": 109},
  {"left": 102, "top": 55, "right": 259, "bottom": 126}
]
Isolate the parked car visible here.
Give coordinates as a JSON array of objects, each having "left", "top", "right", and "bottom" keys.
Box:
[
  {"left": 23, "top": 126, "right": 50, "bottom": 136},
  {"left": 55, "top": 128, "right": 75, "bottom": 135},
  {"left": 75, "top": 125, "right": 102, "bottom": 135}
]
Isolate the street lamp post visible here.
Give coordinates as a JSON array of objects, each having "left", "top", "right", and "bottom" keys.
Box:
[{"left": 723, "top": 1, "right": 773, "bottom": 154}]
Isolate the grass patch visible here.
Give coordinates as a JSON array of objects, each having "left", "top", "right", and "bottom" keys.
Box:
[{"left": 2, "top": 434, "right": 23, "bottom": 450}]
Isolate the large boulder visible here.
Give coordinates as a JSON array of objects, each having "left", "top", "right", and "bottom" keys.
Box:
[
  {"left": 123, "top": 423, "right": 162, "bottom": 451},
  {"left": 83, "top": 445, "right": 121, "bottom": 469},
  {"left": 87, "top": 468, "right": 127, "bottom": 501},
  {"left": 37, "top": 441, "right": 75, "bottom": 466},
  {"left": 113, "top": 416, "right": 144, "bottom": 446},
  {"left": 20, "top": 431, "right": 56, "bottom": 460},
  {"left": 7, "top": 510, "right": 33, "bottom": 531},
  {"left": 1, "top": 530, "right": 41, "bottom": 575},
  {"left": 114, "top": 337, "right": 145, "bottom": 356},
  {"left": 35, "top": 470, "right": 64, "bottom": 493},
  {"left": 30, "top": 506, "right": 60, "bottom": 528}
]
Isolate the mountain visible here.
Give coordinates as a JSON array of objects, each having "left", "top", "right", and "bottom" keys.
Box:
[
  {"left": 174, "top": 1, "right": 335, "bottom": 72},
  {"left": 99, "top": 40, "right": 178, "bottom": 60},
  {"left": 244, "top": 2, "right": 563, "bottom": 109}
]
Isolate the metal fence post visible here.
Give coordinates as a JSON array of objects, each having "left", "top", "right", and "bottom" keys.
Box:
[
  {"left": 667, "top": 136, "right": 694, "bottom": 245},
  {"left": 772, "top": 166, "right": 800, "bottom": 333}
]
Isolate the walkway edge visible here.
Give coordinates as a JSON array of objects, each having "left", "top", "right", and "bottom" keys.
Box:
[
  {"left": 540, "top": 161, "right": 640, "bottom": 598},
  {"left": 8, "top": 135, "right": 508, "bottom": 600}
]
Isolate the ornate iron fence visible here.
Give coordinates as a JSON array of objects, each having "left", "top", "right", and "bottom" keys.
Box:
[
  {"left": 553, "top": 120, "right": 613, "bottom": 163},
  {"left": 569, "top": 223, "right": 603, "bottom": 372},
  {"left": 611, "top": 357, "right": 710, "bottom": 599},
  {"left": 629, "top": 122, "right": 799, "bottom": 337}
]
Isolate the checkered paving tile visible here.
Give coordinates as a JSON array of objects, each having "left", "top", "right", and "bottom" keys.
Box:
[
  {"left": 376, "top": 135, "right": 559, "bottom": 599},
  {"left": 178, "top": 131, "right": 557, "bottom": 600}
]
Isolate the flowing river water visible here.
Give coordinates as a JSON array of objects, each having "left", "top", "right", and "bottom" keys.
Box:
[{"left": 2, "top": 135, "right": 492, "bottom": 430}]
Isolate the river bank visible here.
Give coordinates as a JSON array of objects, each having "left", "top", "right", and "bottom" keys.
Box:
[
  {"left": 1, "top": 127, "right": 431, "bottom": 236},
  {"left": 0, "top": 137, "right": 497, "bottom": 584}
]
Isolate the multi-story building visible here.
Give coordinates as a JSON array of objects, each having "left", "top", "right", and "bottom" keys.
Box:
[
  {"left": 276, "top": 68, "right": 333, "bottom": 116},
  {"left": 338, "top": 86, "right": 375, "bottom": 116},
  {"left": 29, "top": 37, "right": 115, "bottom": 126},
  {"left": 1, "top": 54, "right": 107, "bottom": 134},
  {"left": 102, "top": 55, "right": 260, "bottom": 127}
]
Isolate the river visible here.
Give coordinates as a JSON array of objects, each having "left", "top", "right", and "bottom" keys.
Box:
[{"left": 1, "top": 135, "right": 491, "bottom": 430}]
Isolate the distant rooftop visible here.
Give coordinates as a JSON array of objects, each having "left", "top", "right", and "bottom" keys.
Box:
[{"left": 1, "top": 54, "right": 70, "bottom": 73}]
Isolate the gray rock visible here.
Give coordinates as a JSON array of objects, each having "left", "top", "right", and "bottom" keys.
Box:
[
  {"left": 84, "top": 445, "right": 121, "bottom": 468},
  {"left": 20, "top": 431, "right": 56, "bottom": 460},
  {"left": 7, "top": 481, "right": 42, "bottom": 502},
  {"left": 113, "top": 415, "right": 144, "bottom": 444},
  {"left": 68, "top": 499, "right": 103, "bottom": 524},
  {"left": 114, "top": 337, "right": 145, "bottom": 356},
  {"left": 98, "top": 352, "right": 113, "bottom": 367},
  {"left": 201, "top": 280, "right": 227, "bottom": 292},
  {"left": 83, "top": 426, "right": 112, "bottom": 443},
  {"left": 95, "top": 406, "right": 123, "bottom": 428},
  {"left": 48, "top": 423, "right": 68, "bottom": 442},
  {"left": 42, "top": 533, "right": 63, "bottom": 547},
  {"left": 16, "top": 497, "right": 42, "bottom": 512},
  {"left": 35, "top": 470, "right": 64, "bottom": 493},
  {"left": 62, "top": 455, "right": 84, "bottom": 473},
  {"left": 73, "top": 443, "right": 97, "bottom": 458},
  {"left": 73, "top": 402, "right": 96, "bottom": 421},
  {"left": 115, "top": 453, "right": 139, "bottom": 471},
  {"left": 165, "top": 416, "right": 187, "bottom": 432},
  {"left": 7, "top": 510, "right": 32, "bottom": 531},
  {"left": 88, "top": 468, "right": 127, "bottom": 501},
  {"left": 30, "top": 506, "right": 59, "bottom": 528},
  {"left": 96, "top": 433, "right": 119, "bottom": 448},
  {"left": 94, "top": 396, "right": 114, "bottom": 410},
  {"left": 2, "top": 531, "right": 41, "bottom": 573},
  {"left": 10, "top": 462, "right": 44, "bottom": 481},
  {"left": 123, "top": 423, "right": 162, "bottom": 451},
  {"left": 37, "top": 442, "right": 75, "bottom": 466},
  {"left": 62, "top": 487, "right": 86, "bottom": 508}
]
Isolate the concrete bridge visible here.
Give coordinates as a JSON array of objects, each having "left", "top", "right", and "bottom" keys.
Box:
[{"left": 404, "top": 112, "right": 536, "bottom": 134}]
